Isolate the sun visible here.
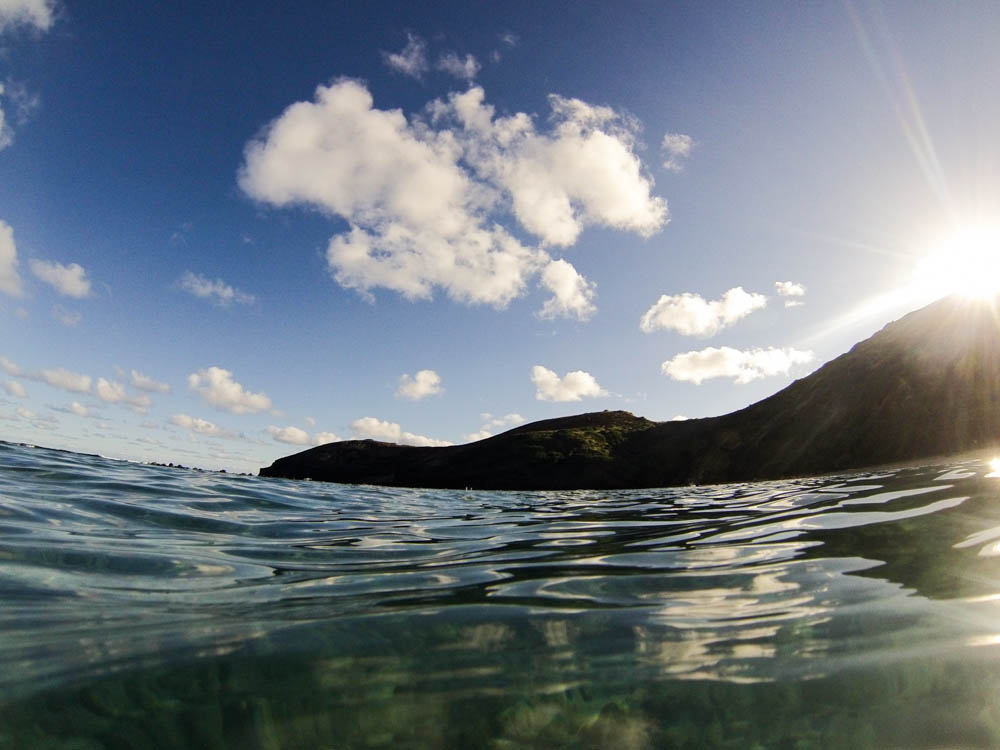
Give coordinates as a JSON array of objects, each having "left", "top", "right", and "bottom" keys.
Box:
[{"left": 911, "top": 225, "right": 1000, "bottom": 302}]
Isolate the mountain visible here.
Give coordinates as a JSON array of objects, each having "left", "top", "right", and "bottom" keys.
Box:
[{"left": 260, "top": 295, "right": 1000, "bottom": 489}]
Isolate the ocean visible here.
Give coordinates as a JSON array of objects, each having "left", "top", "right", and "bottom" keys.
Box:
[{"left": 3, "top": 439, "right": 1000, "bottom": 748}]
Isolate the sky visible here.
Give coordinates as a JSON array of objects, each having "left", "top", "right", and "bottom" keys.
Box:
[{"left": 2, "top": 0, "right": 1000, "bottom": 473}]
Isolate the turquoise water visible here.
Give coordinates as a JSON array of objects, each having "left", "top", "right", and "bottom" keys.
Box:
[{"left": 4, "top": 442, "right": 1000, "bottom": 747}]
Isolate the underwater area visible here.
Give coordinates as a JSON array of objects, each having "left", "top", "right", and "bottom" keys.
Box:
[{"left": 4, "top": 439, "right": 1000, "bottom": 748}]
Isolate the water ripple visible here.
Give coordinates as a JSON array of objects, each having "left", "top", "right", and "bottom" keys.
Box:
[{"left": 5, "top": 441, "right": 1000, "bottom": 746}]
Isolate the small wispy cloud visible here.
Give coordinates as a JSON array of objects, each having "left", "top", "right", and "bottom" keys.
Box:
[
  {"left": 2, "top": 379, "right": 25, "bottom": 398},
  {"left": 31, "top": 259, "right": 92, "bottom": 298},
  {"left": 7, "top": 406, "right": 56, "bottom": 430},
  {"left": 4, "top": 80, "right": 40, "bottom": 125},
  {"left": 95, "top": 377, "right": 152, "bottom": 412},
  {"left": 178, "top": 271, "right": 255, "bottom": 307},
  {"left": 775, "top": 280, "right": 806, "bottom": 307},
  {"left": 464, "top": 411, "right": 524, "bottom": 441},
  {"left": 437, "top": 52, "right": 480, "bottom": 81},
  {"left": 130, "top": 369, "right": 171, "bottom": 394},
  {"left": 266, "top": 424, "right": 341, "bottom": 446},
  {"left": 170, "top": 413, "right": 233, "bottom": 438},
  {"left": 661, "top": 132, "right": 694, "bottom": 172},
  {"left": 396, "top": 369, "right": 443, "bottom": 401},
  {"left": 0, "top": 220, "right": 21, "bottom": 297},
  {"left": 350, "top": 416, "right": 451, "bottom": 447},
  {"left": 38, "top": 367, "right": 91, "bottom": 394},
  {"left": 188, "top": 366, "right": 271, "bottom": 415},
  {"left": 52, "top": 400, "right": 100, "bottom": 419},
  {"left": 382, "top": 33, "right": 428, "bottom": 79},
  {"left": 531, "top": 365, "right": 607, "bottom": 402},
  {"left": 51, "top": 304, "right": 81, "bottom": 327},
  {"left": 0, "top": 0, "right": 55, "bottom": 32}
]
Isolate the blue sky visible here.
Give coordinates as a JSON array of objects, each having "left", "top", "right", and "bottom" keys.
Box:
[{"left": 2, "top": 1, "right": 999, "bottom": 473}]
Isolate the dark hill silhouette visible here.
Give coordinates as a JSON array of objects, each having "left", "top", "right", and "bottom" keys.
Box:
[{"left": 260, "top": 295, "right": 1000, "bottom": 489}]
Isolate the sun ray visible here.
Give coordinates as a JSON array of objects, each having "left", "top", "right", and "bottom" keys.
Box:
[{"left": 845, "top": 0, "right": 953, "bottom": 209}]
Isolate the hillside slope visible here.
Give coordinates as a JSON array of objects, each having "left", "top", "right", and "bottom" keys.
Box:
[{"left": 261, "top": 295, "right": 1000, "bottom": 489}]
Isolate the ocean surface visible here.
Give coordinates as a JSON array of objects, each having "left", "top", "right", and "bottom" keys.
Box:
[{"left": 4, "top": 442, "right": 1000, "bottom": 748}]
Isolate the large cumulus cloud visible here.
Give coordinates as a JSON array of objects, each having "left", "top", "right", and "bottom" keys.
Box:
[{"left": 239, "top": 80, "right": 667, "bottom": 320}]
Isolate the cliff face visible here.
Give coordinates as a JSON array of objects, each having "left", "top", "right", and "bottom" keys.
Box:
[{"left": 261, "top": 295, "right": 1000, "bottom": 490}]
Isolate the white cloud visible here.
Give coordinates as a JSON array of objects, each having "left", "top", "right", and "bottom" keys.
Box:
[
  {"left": 396, "top": 369, "right": 443, "bottom": 400},
  {"left": 466, "top": 411, "right": 524, "bottom": 440},
  {"left": 499, "top": 32, "right": 519, "bottom": 47},
  {"left": 266, "top": 425, "right": 340, "bottom": 447},
  {"left": 531, "top": 365, "right": 607, "bottom": 402},
  {"left": 0, "top": 86, "right": 10, "bottom": 151},
  {"left": 437, "top": 52, "right": 480, "bottom": 81},
  {"left": 464, "top": 430, "right": 493, "bottom": 442},
  {"left": 774, "top": 280, "right": 805, "bottom": 297},
  {"left": 481, "top": 412, "right": 524, "bottom": 430},
  {"left": 266, "top": 425, "right": 311, "bottom": 445},
  {"left": 0, "top": 0, "right": 53, "bottom": 31},
  {"left": 188, "top": 366, "right": 272, "bottom": 415},
  {"left": 51, "top": 304, "right": 81, "bottom": 327},
  {"left": 382, "top": 33, "right": 428, "bottom": 78},
  {"left": 95, "top": 377, "right": 152, "bottom": 411},
  {"left": 0, "top": 4, "right": 51, "bottom": 150},
  {"left": 178, "top": 271, "right": 255, "bottom": 307},
  {"left": 38, "top": 367, "right": 91, "bottom": 393},
  {"left": 130, "top": 369, "right": 170, "bottom": 393},
  {"left": 67, "top": 401, "right": 92, "bottom": 418},
  {"left": 13, "top": 406, "right": 56, "bottom": 429},
  {"left": 239, "top": 80, "right": 667, "bottom": 319},
  {"left": 661, "top": 132, "right": 694, "bottom": 172},
  {"left": 640, "top": 287, "right": 767, "bottom": 337},
  {"left": 0, "top": 79, "right": 41, "bottom": 150},
  {"left": 350, "top": 416, "right": 451, "bottom": 447},
  {"left": 170, "top": 413, "right": 232, "bottom": 438},
  {"left": 538, "top": 258, "right": 596, "bottom": 320},
  {"left": 241, "top": 79, "right": 539, "bottom": 308},
  {"left": 2, "top": 380, "right": 25, "bottom": 397},
  {"left": 661, "top": 346, "right": 814, "bottom": 385},
  {"left": 0, "top": 220, "right": 22, "bottom": 297},
  {"left": 3, "top": 80, "right": 40, "bottom": 125},
  {"left": 30, "top": 259, "right": 92, "bottom": 298},
  {"left": 775, "top": 280, "right": 806, "bottom": 307},
  {"left": 304, "top": 416, "right": 316, "bottom": 428},
  {"left": 442, "top": 87, "right": 668, "bottom": 246},
  {"left": 0, "top": 355, "right": 20, "bottom": 375}
]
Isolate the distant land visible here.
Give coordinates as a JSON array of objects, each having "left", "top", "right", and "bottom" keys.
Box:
[{"left": 260, "top": 295, "right": 1000, "bottom": 490}]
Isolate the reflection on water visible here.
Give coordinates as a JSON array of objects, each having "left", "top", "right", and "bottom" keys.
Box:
[{"left": 4, "top": 442, "right": 1000, "bottom": 747}]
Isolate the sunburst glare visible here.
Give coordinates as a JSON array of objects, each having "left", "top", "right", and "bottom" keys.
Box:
[{"left": 910, "top": 225, "right": 1000, "bottom": 303}]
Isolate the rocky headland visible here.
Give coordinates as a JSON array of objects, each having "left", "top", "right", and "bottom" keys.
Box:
[{"left": 260, "top": 295, "right": 1000, "bottom": 489}]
